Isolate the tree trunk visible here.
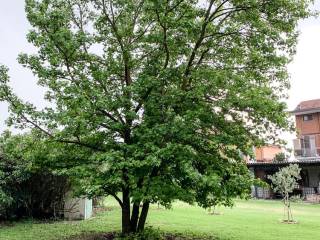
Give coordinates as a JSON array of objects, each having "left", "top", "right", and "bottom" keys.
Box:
[
  {"left": 122, "top": 189, "right": 131, "bottom": 234},
  {"left": 287, "top": 194, "right": 289, "bottom": 222},
  {"left": 130, "top": 202, "right": 140, "bottom": 232},
  {"left": 137, "top": 201, "right": 150, "bottom": 232}
]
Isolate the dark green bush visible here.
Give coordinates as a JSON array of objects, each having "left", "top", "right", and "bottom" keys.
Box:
[
  {"left": 273, "top": 152, "right": 287, "bottom": 162},
  {"left": 0, "top": 131, "right": 69, "bottom": 220}
]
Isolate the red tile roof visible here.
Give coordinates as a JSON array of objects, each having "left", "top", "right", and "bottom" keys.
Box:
[{"left": 293, "top": 99, "right": 320, "bottom": 114}]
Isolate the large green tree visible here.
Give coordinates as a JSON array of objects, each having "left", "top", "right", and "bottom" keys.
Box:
[{"left": 0, "top": 0, "right": 313, "bottom": 234}]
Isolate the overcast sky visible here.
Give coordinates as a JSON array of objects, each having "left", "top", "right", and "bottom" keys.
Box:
[{"left": 0, "top": 1, "right": 320, "bottom": 144}]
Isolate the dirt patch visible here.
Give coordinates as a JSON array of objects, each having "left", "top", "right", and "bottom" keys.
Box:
[
  {"left": 0, "top": 221, "right": 14, "bottom": 227},
  {"left": 66, "top": 232, "right": 116, "bottom": 240},
  {"left": 208, "top": 212, "right": 223, "bottom": 216},
  {"left": 65, "top": 232, "right": 215, "bottom": 240},
  {"left": 281, "top": 220, "right": 298, "bottom": 224},
  {"left": 163, "top": 233, "right": 215, "bottom": 240}
]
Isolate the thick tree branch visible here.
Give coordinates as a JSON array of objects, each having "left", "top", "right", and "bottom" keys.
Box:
[
  {"left": 9, "top": 99, "right": 104, "bottom": 152},
  {"left": 129, "top": 0, "right": 145, "bottom": 42},
  {"left": 183, "top": 0, "right": 249, "bottom": 89},
  {"left": 111, "top": 193, "right": 124, "bottom": 208},
  {"left": 101, "top": 0, "right": 131, "bottom": 86},
  {"left": 167, "top": 0, "right": 185, "bottom": 13},
  {"left": 155, "top": 8, "right": 170, "bottom": 69},
  {"left": 183, "top": 0, "right": 216, "bottom": 85}
]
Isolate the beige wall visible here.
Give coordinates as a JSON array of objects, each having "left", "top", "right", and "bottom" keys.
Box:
[
  {"left": 64, "top": 192, "right": 93, "bottom": 220},
  {"left": 255, "top": 148, "right": 263, "bottom": 161},
  {"left": 255, "top": 146, "right": 282, "bottom": 162}
]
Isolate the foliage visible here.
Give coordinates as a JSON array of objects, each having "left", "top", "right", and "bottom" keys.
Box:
[
  {"left": 0, "top": 131, "right": 31, "bottom": 219},
  {"left": 0, "top": 0, "right": 313, "bottom": 234},
  {"left": 273, "top": 152, "right": 287, "bottom": 162},
  {"left": 268, "top": 164, "right": 301, "bottom": 222},
  {"left": 0, "top": 131, "right": 69, "bottom": 220},
  {"left": 290, "top": 195, "right": 303, "bottom": 203},
  {"left": 268, "top": 164, "right": 301, "bottom": 197},
  {"left": 0, "top": 189, "right": 13, "bottom": 216}
]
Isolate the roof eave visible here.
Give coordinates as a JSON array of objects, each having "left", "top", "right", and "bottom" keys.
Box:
[{"left": 290, "top": 108, "right": 320, "bottom": 116}]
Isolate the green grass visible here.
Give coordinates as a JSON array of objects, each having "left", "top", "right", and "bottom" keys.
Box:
[{"left": 1, "top": 199, "right": 320, "bottom": 240}]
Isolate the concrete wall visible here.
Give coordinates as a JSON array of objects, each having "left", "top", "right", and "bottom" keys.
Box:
[{"left": 64, "top": 192, "right": 93, "bottom": 220}]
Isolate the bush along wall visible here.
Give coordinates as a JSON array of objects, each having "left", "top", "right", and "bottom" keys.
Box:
[
  {"left": 0, "top": 160, "right": 70, "bottom": 220},
  {"left": 0, "top": 132, "right": 70, "bottom": 220}
]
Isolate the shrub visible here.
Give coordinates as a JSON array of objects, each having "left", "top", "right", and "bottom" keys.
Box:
[
  {"left": 290, "top": 195, "right": 303, "bottom": 203},
  {"left": 0, "top": 132, "right": 70, "bottom": 220},
  {"left": 273, "top": 152, "right": 287, "bottom": 162}
]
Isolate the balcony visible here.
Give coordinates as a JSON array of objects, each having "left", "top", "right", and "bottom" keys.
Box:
[{"left": 293, "top": 136, "right": 320, "bottom": 160}]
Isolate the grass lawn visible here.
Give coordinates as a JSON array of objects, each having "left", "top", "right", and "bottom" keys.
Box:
[{"left": 1, "top": 199, "right": 320, "bottom": 240}]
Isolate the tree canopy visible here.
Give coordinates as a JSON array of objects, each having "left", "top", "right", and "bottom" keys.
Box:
[{"left": 0, "top": 0, "right": 313, "bottom": 234}]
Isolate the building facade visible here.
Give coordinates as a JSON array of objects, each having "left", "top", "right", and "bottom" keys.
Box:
[
  {"left": 292, "top": 99, "right": 320, "bottom": 159},
  {"left": 248, "top": 99, "right": 320, "bottom": 202}
]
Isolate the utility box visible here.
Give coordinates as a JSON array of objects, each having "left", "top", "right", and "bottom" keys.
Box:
[{"left": 64, "top": 193, "right": 93, "bottom": 220}]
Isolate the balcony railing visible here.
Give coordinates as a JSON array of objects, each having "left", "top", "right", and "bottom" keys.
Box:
[{"left": 293, "top": 137, "right": 320, "bottom": 159}]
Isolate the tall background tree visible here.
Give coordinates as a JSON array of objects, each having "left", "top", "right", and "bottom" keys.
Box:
[{"left": 0, "top": 0, "right": 313, "bottom": 234}]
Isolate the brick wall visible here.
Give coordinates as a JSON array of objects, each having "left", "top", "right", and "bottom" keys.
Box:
[
  {"left": 296, "top": 112, "right": 320, "bottom": 149},
  {"left": 296, "top": 113, "right": 320, "bottom": 136}
]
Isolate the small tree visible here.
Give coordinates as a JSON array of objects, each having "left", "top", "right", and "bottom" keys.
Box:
[
  {"left": 268, "top": 164, "right": 301, "bottom": 223},
  {"left": 273, "top": 152, "right": 286, "bottom": 163},
  {"left": 207, "top": 195, "right": 221, "bottom": 215}
]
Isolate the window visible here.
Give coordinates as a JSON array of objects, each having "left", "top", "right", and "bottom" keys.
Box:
[
  {"left": 300, "top": 135, "right": 317, "bottom": 157},
  {"left": 301, "top": 136, "right": 310, "bottom": 149},
  {"left": 303, "top": 114, "right": 313, "bottom": 121}
]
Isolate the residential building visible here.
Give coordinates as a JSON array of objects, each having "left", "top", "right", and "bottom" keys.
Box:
[
  {"left": 292, "top": 98, "right": 320, "bottom": 159},
  {"left": 248, "top": 99, "right": 320, "bottom": 202}
]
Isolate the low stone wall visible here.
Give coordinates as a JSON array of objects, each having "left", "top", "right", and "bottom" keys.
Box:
[
  {"left": 64, "top": 192, "right": 93, "bottom": 220},
  {"left": 305, "top": 194, "right": 320, "bottom": 203}
]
